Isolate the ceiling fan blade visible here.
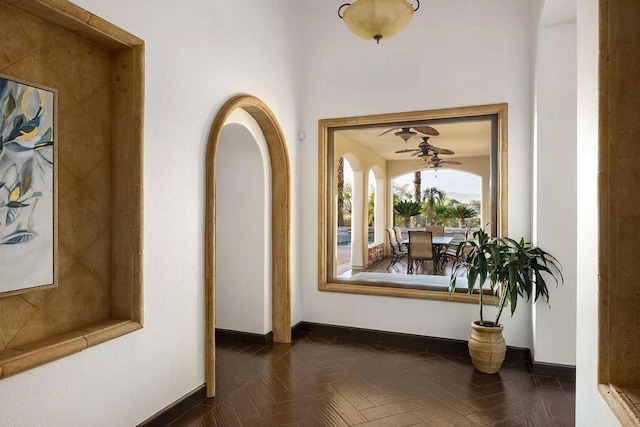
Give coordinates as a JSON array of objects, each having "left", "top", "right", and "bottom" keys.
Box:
[
  {"left": 378, "top": 127, "right": 398, "bottom": 137},
  {"left": 395, "top": 149, "right": 419, "bottom": 153},
  {"left": 431, "top": 147, "right": 455, "bottom": 155},
  {"left": 412, "top": 125, "right": 440, "bottom": 136},
  {"left": 410, "top": 151, "right": 425, "bottom": 157},
  {"left": 441, "top": 160, "right": 463, "bottom": 165}
]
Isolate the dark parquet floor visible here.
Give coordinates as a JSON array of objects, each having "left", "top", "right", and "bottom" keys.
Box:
[{"left": 168, "top": 333, "right": 575, "bottom": 426}]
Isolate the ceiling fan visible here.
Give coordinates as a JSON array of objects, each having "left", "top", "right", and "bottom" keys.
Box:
[
  {"left": 379, "top": 125, "right": 440, "bottom": 144},
  {"left": 395, "top": 136, "right": 455, "bottom": 155},
  {"left": 413, "top": 154, "right": 463, "bottom": 170},
  {"left": 429, "top": 154, "right": 462, "bottom": 167}
]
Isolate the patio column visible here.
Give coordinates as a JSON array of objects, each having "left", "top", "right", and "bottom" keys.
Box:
[
  {"left": 385, "top": 177, "right": 394, "bottom": 256},
  {"left": 374, "top": 177, "right": 385, "bottom": 244},
  {"left": 351, "top": 170, "right": 366, "bottom": 268},
  {"left": 481, "top": 175, "right": 490, "bottom": 228}
]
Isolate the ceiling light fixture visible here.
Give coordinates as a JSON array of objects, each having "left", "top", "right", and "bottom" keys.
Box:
[{"left": 338, "top": 0, "right": 420, "bottom": 44}]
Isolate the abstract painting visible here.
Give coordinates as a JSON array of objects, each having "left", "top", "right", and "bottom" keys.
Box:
[{"left": 0, "top": 75, "right": 56, "bottom": 296}]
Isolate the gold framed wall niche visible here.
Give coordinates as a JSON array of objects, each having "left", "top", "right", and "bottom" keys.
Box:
[
  {"left": 318, "top": 104, "right": 508, "bottom": 303},
  {"left": 598, "top": 0, "right": 640, "bottom": 423},
  {"left": 0, "top": 0, "right": 144, "bottom": 378}
]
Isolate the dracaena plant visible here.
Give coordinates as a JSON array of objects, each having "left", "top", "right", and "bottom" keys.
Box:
[{"left": 449, "top": 228, "right": 564, "bottom": 326}]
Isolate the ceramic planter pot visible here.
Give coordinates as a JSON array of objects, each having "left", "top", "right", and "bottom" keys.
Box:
[{"left": 468, "top": 321, "right": 506, "bottom": 374}]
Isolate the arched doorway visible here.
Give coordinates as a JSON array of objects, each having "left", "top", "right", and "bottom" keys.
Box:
[
  {"left": 205, "top": 95, "right": 291, "bottom": 398},
  {"left": 216, "top": 118, "right": 271, "bottom": 336}
]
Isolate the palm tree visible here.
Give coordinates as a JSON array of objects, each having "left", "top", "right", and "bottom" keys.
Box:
[
  {"left": 337, "top": 157, "right": 345, "bottom": 226},
  {"left": 412, "top": 171, "right": 423, "bottom": 227},
  {"left": 413, "top": 171, "right": 422, "bottom": 203},
  {"left": 433, "top": 204, "right": 454, "bottom": 226},
  {"left": 394, "top": 201, "right": 422, "bottom": 227},
  {"left": 368, "top": 184, "right": 375, "bottom": 226},
  {"left": 450, "top": 205, "right": 477, "bottom": 228},
  {"left": 423, "top": 187, "right": 446, "bottom": 225}
]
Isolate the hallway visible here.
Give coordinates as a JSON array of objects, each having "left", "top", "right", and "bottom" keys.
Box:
[{"left": 167, "top": 334, "right": 575, "bottom": 426}]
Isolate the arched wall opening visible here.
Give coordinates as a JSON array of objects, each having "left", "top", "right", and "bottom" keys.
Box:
[
  {"left": 334, "top": 153, "right": 363, "bottom": 270},
  {"left": 390, "top": 167, "right": 486, "bottom": 229},
  {"left": 205, "top": 95, "right": 290, "bottom": 398},
  {"left": 215, "top": 114, "right": 272, "bottom": 335},
  {"left": 335, "top": 156, "right": 355, "bottom": 276}
]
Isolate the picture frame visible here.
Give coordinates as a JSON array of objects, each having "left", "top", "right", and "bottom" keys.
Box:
[{"left": 0, "top": 74, "right": 57, "bottom": 298}]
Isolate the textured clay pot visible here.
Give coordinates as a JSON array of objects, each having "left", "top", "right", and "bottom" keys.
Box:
[{"left": 468, "top": 321, "right": 506, "bottom": 374}]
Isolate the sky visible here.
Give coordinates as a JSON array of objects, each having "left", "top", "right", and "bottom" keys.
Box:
[{"left": 342, "top": 159, "right": 481, "bottom": 200}]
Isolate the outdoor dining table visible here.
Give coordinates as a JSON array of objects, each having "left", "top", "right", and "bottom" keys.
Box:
[
  {"left": 400, "top": 236, "right": 453, "bottom": 246},
  {"left": 401, "top": 236, "right": 454, "bottom": 273}
]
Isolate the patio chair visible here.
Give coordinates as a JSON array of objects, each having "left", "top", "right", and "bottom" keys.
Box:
[
  {"left": 440, "top": 240, "right": 471, "bottom": 271},
  {"left": 426, "top": 225, "right": 445, "bottom": 268},
  {"left": 386, "top": 228, "right": 407, "bottom": 270},
  {"left": 425, "top": 225, "right": 445, "bottom": 237},
  {"left": 407, "top": 230, "right": 435, "bottom": 274},
  {"left": 393, "top": 226, "right": 404, "bottom": 243}
]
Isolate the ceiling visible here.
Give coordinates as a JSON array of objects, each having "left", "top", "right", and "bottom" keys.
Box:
[{"left": 336, "top": 120, "right": 492, "bottom": 161}]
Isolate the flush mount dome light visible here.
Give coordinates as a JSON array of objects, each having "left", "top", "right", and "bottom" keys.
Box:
[{"left": 338, "top": 0, "right": 420, "bottom": 44}]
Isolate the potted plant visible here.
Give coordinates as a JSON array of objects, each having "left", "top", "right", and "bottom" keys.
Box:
[
  {"left": 448, "top": 228, "right": 563, "bottom": 374},
  {"left": 393, "top": 200, "right": 422, "bottom": 227}
]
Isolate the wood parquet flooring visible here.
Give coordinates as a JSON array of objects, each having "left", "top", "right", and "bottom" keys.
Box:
[{"left": 168, "top": 333, "right": 575, "bottom": 426}]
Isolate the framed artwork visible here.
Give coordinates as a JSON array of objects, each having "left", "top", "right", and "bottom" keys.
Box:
[{"left": 0, "top": 75, "right": 57, "bottom": 297}]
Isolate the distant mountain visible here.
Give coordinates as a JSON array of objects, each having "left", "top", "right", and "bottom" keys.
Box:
[{"left": 446, "top": 192, "right": 481, "bottom": 203}]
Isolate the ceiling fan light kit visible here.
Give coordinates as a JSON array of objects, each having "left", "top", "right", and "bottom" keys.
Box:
[
  {"left": 394, "top": 129, "right": 417, "bottom": 141},
  {"left": 338, "top": 0, "right": 419, "bottom": 44}
]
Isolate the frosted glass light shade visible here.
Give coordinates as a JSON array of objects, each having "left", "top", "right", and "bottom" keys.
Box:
[{"left": 342, "top": 0, "right": 415, "bottom": 43}]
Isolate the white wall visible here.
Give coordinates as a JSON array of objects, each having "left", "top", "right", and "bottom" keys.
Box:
[
  {"left": 299, "top": 0, "right": 534, "bottom": 348},
  {"left": 532, "top": 21, "right": 577, "bottom": 365},
  {"left": 0, "top": 1, "right": 302, "bottom": 425},
  {"left": 575, "top": 0, "right": 620, "bottom": 424},
  {"left": 215, "top": 113, "right": 271, "bottom": 334}
]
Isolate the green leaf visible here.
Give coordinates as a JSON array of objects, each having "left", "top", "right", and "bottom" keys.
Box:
[
  {"left": 478, "top": 251, "right": 487, "bottom": 286},
  {"left": 510, "top": 284, "right": 518, "bottom": 314},
  {"left": 19, "top": 157, "right": 34, "bottom": 195},
  {"left": 468, "top": 266, "right": 478, "bottom": 290},
  {"left": 3, "top": 93, "right": 16, "bottom": 119}
]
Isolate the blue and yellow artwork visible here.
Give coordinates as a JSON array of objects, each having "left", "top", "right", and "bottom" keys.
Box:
[{"left": 0, "top": 76, "right": 55, "bottom": 295}]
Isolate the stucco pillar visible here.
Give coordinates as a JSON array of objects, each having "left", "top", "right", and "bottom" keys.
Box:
[
  {"left": 351, "top": 171, "right": 365, "bottom": 268},
  {"left": 374, "top": 178, "right": 385, "bottom": 244},
  {"left": 482, "top": 175, "right": 490, "bottom": 228}
]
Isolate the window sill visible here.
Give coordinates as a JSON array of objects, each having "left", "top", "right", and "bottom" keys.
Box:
[{"left": 0, "top": 320, "right": 141, "bottom": 379}]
